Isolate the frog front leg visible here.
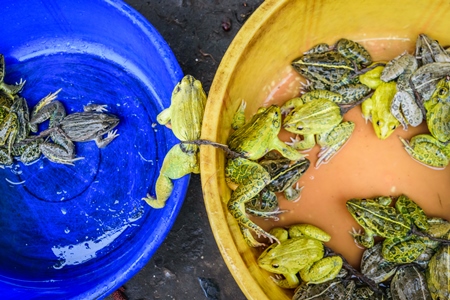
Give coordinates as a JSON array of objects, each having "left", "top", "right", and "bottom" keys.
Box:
[
  {"left": 299, "top": 256, "right": 343, "bottom": 284},
  {"left": 226, "top": 157, "right": 278, "bottom": 247},
  {"left": 316, "top": 121, "right": 355, "bottom": 168},
  {"left": 143, "top": 143, "right": 199, "bottom": 209},
  {"left": 350, "top": 227, "right": 375, "bottom": 249},
  {"left": 399, "top": 134, "right": 450, "bottom": 169}
]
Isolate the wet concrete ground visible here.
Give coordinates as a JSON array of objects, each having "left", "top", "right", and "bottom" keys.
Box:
[{"left": 105, "top": 1, "right": 264, "bottom": 299}]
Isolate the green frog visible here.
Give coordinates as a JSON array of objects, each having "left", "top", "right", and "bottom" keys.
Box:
[
  {"left": 292, "top": 38, "right": 372, "bottom": 104},
  {"left": 426, "top": 244, "right": 450, "bottom": 300},
  {"left": 226, "top": 104, "right": 304, "bottom": 247},
  {"left": 346, "top": 194, "right": 429, "bottom": 263},
  {"left": 399, "top": 76, "right": 450, "bottom": 169},
  {"left": 380, "top": 52, "right": 423, "bottom": 129},
  {"left": 411, "top": 61, "right": 450, "bottom": 101},
  {"left": 257, "top": 224, "right": 342, "bottom": 288},
  {"left": 29, "top": 91, "right": 119, "bottom": 165},
  {"left": 359, "top": 66, "right": 400, "bottom": 139},
  {"left": 282, "top": 90, "right": 355, "bottom": 168},
  {"left": 390, "top": 265, "right": 432, "bottom": 300},
  {"left": 143, "top": 75, "right": 206, "bottom": 208},
  {"left": 245, "top": 153, "right": 310, "bottom": 219}
]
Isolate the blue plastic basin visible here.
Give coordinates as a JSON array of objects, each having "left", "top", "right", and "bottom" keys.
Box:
[{"left": 0, "top": 0, "right": 187, "bottom": 299}]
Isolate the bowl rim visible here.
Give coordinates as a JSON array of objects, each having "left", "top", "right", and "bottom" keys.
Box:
[{"left": 201, "top": 1, "right": 283, "bottom": 299}]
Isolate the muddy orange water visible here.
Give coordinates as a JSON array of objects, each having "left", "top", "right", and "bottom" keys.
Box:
[{"left": 250, "top": 40, "right": 450, "bottom": 268}]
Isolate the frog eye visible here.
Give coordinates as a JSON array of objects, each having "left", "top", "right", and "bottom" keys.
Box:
[
  {"left": 376, "top": 120, "right": 380, "bottom": 126},
  {"left": 297, "top": 126, "right": 303, "bottom": 131},
  {"left": 439, "top": 88, "right": 447, "bottom": 96},
  {"left": 272, "top": 264, "right": 279, "bottom": 268},
  {"left": 391, "top": 125, "right": 397, "bottom": 130}
]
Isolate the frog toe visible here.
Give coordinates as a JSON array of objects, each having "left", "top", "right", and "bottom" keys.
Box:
[{"left": 142, "top": 194, "right": 166, "bottom": 209}]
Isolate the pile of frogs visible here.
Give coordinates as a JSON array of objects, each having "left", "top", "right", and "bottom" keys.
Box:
[
  {"left": 0, "top": 54, "right": 120, "bottom": 167},
  {"left": 262, "top": 195, "right": 450, "bottom": 300}
]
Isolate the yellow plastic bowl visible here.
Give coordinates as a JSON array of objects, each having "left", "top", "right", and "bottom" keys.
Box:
[{"left": 201, "top": 0, "right": 450, "bottom": 299}]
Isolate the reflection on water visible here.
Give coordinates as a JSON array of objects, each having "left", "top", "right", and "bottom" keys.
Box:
[{"left": 52, "top": 224, "right": 129, "bottom": 269}]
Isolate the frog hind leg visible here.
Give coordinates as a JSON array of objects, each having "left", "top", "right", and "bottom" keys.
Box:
[
  {"left": 143, "top": 143, "right": 199, "bottom": 209},
  {"left": 245, "top": 189, "right": 287, "bottom": 220},
  {"left": 19, "top": 140, "right": 43, "bottom": 164},
  {"left": 272, "top": 137, "right": 305, "bottom": 161},
  {"left": 382, "top": 236, "right": 426, "bottom": 263},
  {"left": 395, "top": 194, "right": 429, "bottom": 231},
  {"left": 316, "top": 121, "right": 355, "bottom": 168},
  {"left": 231, "top": 100, "right": 246, "bottom": 130},
  {"left": 331, "top": 83, "right": 371, "bottom": 105},
  {"left": 226, "top": 157, "right": 279, "bottom": 246},
  {"left": 40, "top": 130, "right": 82, "bottom": 165},
  {"left": 0, "top": 113, "right": 18, "bottom": 155},
  {"left": 0, "top": 147, "right": 13, "bottom": 165},
  {"left": 399, "top": 134, "right": 450, "bottom": 169},
  {"left": 288, "top": 224, "right": 331, "bottom": 242},
  {"left": 299, "top": 256, "right": 343, "bottom": 284},
  {"left": 391, "top": 91, "right": 423, "bottom": 129}
]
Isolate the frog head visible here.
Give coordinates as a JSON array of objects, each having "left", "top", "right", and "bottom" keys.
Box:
[{"left": 227, "top": 105, "right": 282, "bottom": 160}]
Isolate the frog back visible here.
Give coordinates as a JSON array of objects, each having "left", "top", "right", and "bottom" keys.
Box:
[
  {"left": 257, "top": 237, "right": 324, "bottom": 274},
  {"left": 283, "top": 98, "right": 342, "bottom": 135}
]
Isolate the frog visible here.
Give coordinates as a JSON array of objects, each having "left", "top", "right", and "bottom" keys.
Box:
[
  {"left": 399, "top": 76, "right": 450, "bottom": 169},
  {"left": 281, "top": 89, "right": 355, "bottom": 168},
  {"left": 245, "top": 153, "right": 310, "bottom": 219},
  {"left": 410, "top": 61, "right": 450, "bottom": 101},
  {"left": 29, "top": 90, "right": 120, "bottom": 165},
  {"left": 225, "top": 104, "right": 304, "bottom": 247},
  {"left": 390, "top": 264, "right": 432, "bottom": 300},
  {"left": 426, "top": 244, "right": 450, "bottom": 300},
  {"left": 415, "top": 33, "right": 450, "bottom": 66},
  {"left": 380, "top": 52, "right": 423, "bottom": 129},
  {"left": 257, "top": 224, "right": 342, "bottom": 288},
  {"left": 360, "top": 242, "right": 399, "bottom": 284},
  {"left": 359, "top": 65, "right": 400, "bottom": 139},
  {"left": 291, "top": 38, "right": 372, "bottom": 105},
  {"left": 142, "top": 75, "right": 206, "bottom": 208},
  {"left": 346, "top": 194, "right": 429, "bottom": 263}
]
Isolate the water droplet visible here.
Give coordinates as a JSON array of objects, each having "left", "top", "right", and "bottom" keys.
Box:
[
  {"left": 64, "top": 227, "right": 70, "bottom": 234},
  {"left": 61, "top": 208, "right": 67, "bottom": 215}
]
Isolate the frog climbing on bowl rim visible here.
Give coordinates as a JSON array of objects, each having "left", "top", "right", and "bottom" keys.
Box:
[{"left": 142, "top": 75, "right": 207, "bottom": 209}]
